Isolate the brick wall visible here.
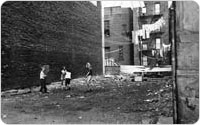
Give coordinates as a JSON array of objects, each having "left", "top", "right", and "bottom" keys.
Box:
[
  {"left": 1, "top": 1, "right": 102, "bottom": 90},
  {"left": 144, "top": 1, "right": 168, "bottom": 16},
  {"left": 104, "top": 7, "right": 133, "bottom": 65}
]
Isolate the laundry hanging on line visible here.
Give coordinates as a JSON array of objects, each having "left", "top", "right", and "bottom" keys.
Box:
[
  {"left": 162, "top": 43, "right": 171, "bottom": 53},
  {"left": 132, "top": 16, "right": 166, "bottom": 45}
]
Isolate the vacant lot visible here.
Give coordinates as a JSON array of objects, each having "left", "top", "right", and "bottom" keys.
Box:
[{"left": 1, "top": 76, "right": 173, "bottom": 124}]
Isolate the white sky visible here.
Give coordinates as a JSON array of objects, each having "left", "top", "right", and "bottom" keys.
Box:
[
  {"left": 91, "top": 1, "right": 173, "bottom": 8},
  {"left": 90, "top": 1, "right": 145, "bottom": 8},
  {"left": 102, "top": 1, "right": 144, "bottom": 8}
]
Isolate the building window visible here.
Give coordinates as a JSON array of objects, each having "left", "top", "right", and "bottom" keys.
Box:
[
  {"left": 155, "top": 3, "right": 160, "bottom": 15},
  {"left": 122, "top": 24, "right": 128, "bottom": 36},
  {"left": 118, "top": 46, "right": 124, "bottom": 61},
  {"left": 104, "top": 20, "right": 110, "bottom": 36},
  {"left": 156, "top": 38, "right": 161, "bottom": 49},
  {"left": 105, "top": 47, "right": 110, "bottom": 59},
  {"left": 143, "top": 56, "right": 148, "bottom": 66},
  {"left": 142, "top": 7, "right": 146, "bottom": 14},
  {"left": 143, "top": 44, "right": 148, "bottom": 50}
]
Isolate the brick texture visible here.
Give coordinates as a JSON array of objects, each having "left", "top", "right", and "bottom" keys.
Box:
[
  {"left": 104, "top": 7, "right": 133, "bottom": 65},
  {"left": 1, "top": 1, "right": 102, "bottom": 90}
]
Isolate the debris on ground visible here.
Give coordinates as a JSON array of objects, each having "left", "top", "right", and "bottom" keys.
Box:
[
  {"left": 1, "top": 74, "right": 173, "bottom": 124},
  {"left": 66, "top": 95, "right": 71, "bottom": 98},
  {"left": 79, "top": 96, "right": 85, "bottom": 99}
]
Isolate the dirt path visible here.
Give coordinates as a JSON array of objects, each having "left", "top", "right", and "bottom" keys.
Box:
[{"left": 1, "top": 76, "right": 173, "bottom": 124}]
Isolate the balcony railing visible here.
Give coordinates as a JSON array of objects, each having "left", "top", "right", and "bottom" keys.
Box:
[{"left": 139, "top": 13, "right": 163, "bottom": 19}]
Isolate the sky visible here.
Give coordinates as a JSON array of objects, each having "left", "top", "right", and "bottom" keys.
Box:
[
  {"left": 91, "top": 1, "right": 173, "bottom": 8},
  {"left": 90, "top": 1, "right": 145, "bottom": 8},
  {"left": 102, "top": 1, "right": 145, "bottom": 8}
]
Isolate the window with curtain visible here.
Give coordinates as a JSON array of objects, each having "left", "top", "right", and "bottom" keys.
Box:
[
  {"left": 156, "top": 38, "right": 161, "bottom": 49},
  {"left": 155, "top": 3, "right": 160, "bottom": 15},
  {"left": 142, "top": 7, "right": 146, "bottom": 14}
]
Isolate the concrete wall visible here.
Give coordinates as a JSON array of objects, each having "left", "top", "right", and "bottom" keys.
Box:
[
  {"left": 176, "top": 1, "right": 199, "bottom": 123},
  {"left": 1, "top": 1, "right": 102, "bottom": 90},
  {"left": 133, "top": 8, "right": 140, "bottom": 65},
  {"left": 105, "top": 66, "right": 120, "bottom": 75},
  {"left": 104, "top": 7, "right": 133, "bottom": 65}
]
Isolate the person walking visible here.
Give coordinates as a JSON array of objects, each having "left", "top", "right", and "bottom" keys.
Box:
[
  {"left": 85, "top": 62, "right": 93, "bottom": 92},
  {"left": 40, "top": 65, "right": 48, "bottom": 93}
]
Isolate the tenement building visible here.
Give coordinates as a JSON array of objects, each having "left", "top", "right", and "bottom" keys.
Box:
[
  {"left": 133, "top": 1, "right": 170, "bottom": 66},
  {"left": 104, "top": 6, "right": 133, "bottom": 66}
]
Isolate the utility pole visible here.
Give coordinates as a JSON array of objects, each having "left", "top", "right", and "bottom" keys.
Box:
[
  {"left": 100, "top": 1, "right": 105, "bottom": 75},
  {"left": 170, "top": 1, "right": 178, "bottom": 124}
]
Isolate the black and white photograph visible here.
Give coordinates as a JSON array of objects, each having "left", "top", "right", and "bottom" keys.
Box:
[{"left": 1, "top": 1, "right": 199, "bottom": 124}]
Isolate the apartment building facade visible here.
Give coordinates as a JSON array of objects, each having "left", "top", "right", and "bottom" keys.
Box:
[
  {"left": 104, "top": 6, "right": 133, "bottom": 66},
  {"left": 133, "top": 1, "right": 170, "bottom": 66}
]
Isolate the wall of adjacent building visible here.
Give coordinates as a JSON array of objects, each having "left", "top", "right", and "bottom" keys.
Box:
[
  {"left": 175, "top": 1, "right": 199, "bottom": 123},
  {"left": 104, "top": 7, "right": 133, "bottom": 65},
  {"left": 1, "top": 1, "right": 102, "bottom": 90}
]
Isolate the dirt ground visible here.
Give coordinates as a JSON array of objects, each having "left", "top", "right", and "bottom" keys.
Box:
[{"left": 1, "top": 76, "right": 173, "bottom": 124}]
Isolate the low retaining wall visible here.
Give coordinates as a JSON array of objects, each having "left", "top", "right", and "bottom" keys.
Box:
[
  {"left": 105, "top": 66, "right": 120, "bottom": 75},
  {"left": 120, "top": 65, "right": 172, "bottom": 74}
]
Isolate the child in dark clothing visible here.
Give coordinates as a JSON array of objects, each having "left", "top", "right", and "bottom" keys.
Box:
[{"left": 86, "top": 62, "right": 93, "bottom": 91}]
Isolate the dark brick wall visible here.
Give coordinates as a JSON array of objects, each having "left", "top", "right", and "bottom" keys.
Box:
[{"left": 1, "top": 1, "right": 102, "bottom": 90}]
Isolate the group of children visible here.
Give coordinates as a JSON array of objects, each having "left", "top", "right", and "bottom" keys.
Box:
[{"left": 39, "top": 62, "right": 93, "bottom": 93}]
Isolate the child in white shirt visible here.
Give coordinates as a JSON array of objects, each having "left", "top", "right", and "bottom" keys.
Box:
[
  {"left": 65, "top": 69, "right": 71, "bottom": 90},
  {"left": 40, "top": 66, "right": 48, "bottom": 93}
]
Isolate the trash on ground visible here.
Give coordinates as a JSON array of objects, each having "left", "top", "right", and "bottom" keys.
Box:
[
  {"left": 79, "top": 96, "right": 85, "bottom": 99},
  {"left": 66, "top": 95, "right": 71, "bottom": 98},
  {"left": 44, "top": 96, "right": 48, "bottom": 98}
]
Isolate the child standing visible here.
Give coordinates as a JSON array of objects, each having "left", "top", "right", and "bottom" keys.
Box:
[
  {"left": 65, "top": 69, "right": 71, "bottom": 90},
  {"left": 86, "top": 62, "right": 93, "bottom": 91},
  {"left": 40, "top": 65, "right": 48, "bottom": 93},
  {"left": 61, "top": 66, "right": 66, "bottom": 85}
]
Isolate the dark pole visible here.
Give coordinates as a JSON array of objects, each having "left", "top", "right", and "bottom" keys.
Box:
[{"left": 171, "top": 1, "right": 179, "bottom": 124}]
